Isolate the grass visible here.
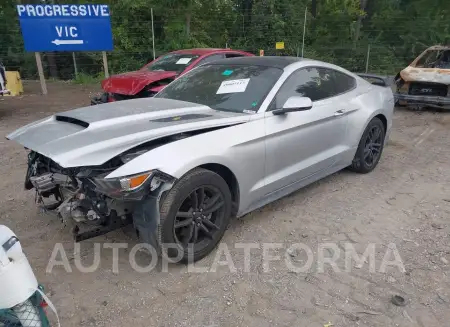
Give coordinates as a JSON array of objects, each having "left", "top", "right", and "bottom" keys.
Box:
[{"left": 72, "top": 72, "right": 105, "bottom": 85}]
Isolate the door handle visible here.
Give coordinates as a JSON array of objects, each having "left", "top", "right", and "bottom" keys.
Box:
[{"left": 334, "top": 109, "right": 346, "bottom": 116}]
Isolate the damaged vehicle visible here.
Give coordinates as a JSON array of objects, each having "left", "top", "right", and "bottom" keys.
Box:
[
  {"left": 7, "top": 57, "right": 394, "bottom": 262},
  {"left": 91, "top": 48, "right": 254, "bottom": 105},
  {"left": 395, "top": 45, "right": 450, "bottom": 110}
]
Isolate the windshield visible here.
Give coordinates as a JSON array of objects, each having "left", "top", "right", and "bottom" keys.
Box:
[
  {"left": 415, "top": 49, "right": 450, "bottom": 68},
  {"left": 145, "top": 53, "right": 200, "bottom": 73},
  {"left": 154, "top": 64, "right": 283, "bottom": 113}
]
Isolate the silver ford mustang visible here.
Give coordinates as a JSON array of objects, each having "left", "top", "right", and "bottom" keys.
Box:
[{"left": 6, "top": 57, "right": 394, "bottom": 262}]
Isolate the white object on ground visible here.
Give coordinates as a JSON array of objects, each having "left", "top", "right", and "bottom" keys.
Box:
[{"left": 0, "top": 225, "right": 38, "bottom": 309}]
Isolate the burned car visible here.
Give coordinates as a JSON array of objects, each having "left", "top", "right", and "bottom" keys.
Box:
[
  {"left": 7, "top": 57, "right": 393, "bottom": 262},
  {"left": 395, "top": 45, "right": 450, "bottom": 109},
  {"left": 91, "top": 48, "right": 253, "bottom": 105}
]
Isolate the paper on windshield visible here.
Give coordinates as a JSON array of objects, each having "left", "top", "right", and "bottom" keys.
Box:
[
  {"left": 216, "top": 78, "right": 250, "bottom": 94},
  {"left": 176, "top": 58, "right": 192, "bottom": 64}
]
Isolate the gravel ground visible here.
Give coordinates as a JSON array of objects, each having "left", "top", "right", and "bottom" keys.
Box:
[{"left": 1, "top": 81, "right": 449, "bottom": 327}]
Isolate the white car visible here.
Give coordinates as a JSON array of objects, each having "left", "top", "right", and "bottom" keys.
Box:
[{"left": 7, "top": 56, "right": 394, "bottom": 262}]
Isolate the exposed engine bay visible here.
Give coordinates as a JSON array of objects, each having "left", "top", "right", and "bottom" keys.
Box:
[
  {"left": 27, "top": 151, "right": 121, "bottom": 218},
  {"left": 27, "top": 150, "right": 133, "bottom": 241},
  {"left": 23, "top": 132, "right": 202, "bottom": 242},
  {"left": 7, "top": 92, "right": 252, "bottom": 249}
]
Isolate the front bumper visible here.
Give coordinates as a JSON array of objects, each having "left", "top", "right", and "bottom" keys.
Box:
[
  {"left": 395, "top": 93, "right": 450, "bottom": 109},
  {"left": 91, "top": 89, "right": 158, "bottom": 105},
  {"left": 90, "top": 92, "right": 109, "bottom": 105}
]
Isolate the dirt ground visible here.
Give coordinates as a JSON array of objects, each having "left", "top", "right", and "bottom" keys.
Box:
[{"left": 1, "top": 81, "right": 450, "bottom": 327}]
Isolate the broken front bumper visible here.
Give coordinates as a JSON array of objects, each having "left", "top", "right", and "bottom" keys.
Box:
[
  {"left": 395, "top": 93, "right": 450, "bottom": 109},
  {"left": 90, "top": 92, "right": 108, "bottom": 105}
]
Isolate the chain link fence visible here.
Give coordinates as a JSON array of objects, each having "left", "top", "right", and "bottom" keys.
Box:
[
  {"left": 0, "top": 3, "right": 445, "bottom": 82},
  {"left": 0, "top": 287, "right": 50, "bottom": 327}
]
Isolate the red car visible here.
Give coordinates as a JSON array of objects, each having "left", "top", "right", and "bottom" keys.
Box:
[{"left": 91, "top": 48, "right": 254, "bottom": 104}]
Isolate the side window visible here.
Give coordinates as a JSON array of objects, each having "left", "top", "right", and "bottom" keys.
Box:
[
  {"left": 194, "top": 54, "right": 225, "bottom": 67},
  {"left": 329, "top": 70, "right": 356, "bottom": 95},
  {"left": 415, "top": 50, "right": 441, "bottom": 68},
  {"left": 271, "top": 67, "right": 356, "bottom": 109},
  {"left": 271, "top": 67, "right": 333, "bottom": 109}
]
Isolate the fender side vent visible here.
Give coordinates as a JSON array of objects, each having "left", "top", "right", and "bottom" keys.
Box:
[
  {"left": 150, "top": 114, "right": 212, "bottom": 123},
  {"left": 55, "top": 115, "right": 90, "bottom": 128}
]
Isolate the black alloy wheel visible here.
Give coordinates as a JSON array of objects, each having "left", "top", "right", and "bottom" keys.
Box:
[
  {"left": 349, "top": 117, "right": 385, "bottom": 174},
  {"left": 159, "top": 168, "right": 232, "bottom": 262},
  {"left": 363, "top": 124, "right": 383, "bottom": 168},
  {"left": 173, "top": 186, "right": 225, "bottom": 251}
]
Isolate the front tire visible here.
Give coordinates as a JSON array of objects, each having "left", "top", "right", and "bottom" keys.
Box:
[
  {"left": 349, "top": 117, "right": 385, "bottom": 174},
  {"left": 159, "top": 168, "right": 232, "bottom": 263}
]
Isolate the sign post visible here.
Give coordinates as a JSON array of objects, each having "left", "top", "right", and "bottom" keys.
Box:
[
  {"left": 102, "top": 51, "right": 109, "bottom": 78},
  {"left": 72, "top": 52, "right": 78, "bottom": 78},
  {"left": 34, "top": 52, "right": 47, "bottom": 95},
  {"left": 16, "top": 4, "right": 114, "bottom": 93}
]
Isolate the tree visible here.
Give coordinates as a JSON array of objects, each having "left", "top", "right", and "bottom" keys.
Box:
[{"left": 2, "top": 0, "right": 448, "bottom": 79}]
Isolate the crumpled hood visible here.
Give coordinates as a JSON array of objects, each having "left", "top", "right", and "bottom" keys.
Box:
[
  {"left": 101, "top": 70, "right": 178, "bottom": 95},
  {"left": 6, "top": 98, "right": 250, "bottom": 168},
  {"left": 400, "top": 66, "right": 450, "bottom": 84}
]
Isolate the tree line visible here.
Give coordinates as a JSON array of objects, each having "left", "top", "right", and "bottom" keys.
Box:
[{"left": 1, "top": 0, "right": 449, "bottom": 80}]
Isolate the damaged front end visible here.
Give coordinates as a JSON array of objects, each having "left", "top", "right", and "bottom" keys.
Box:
[
  {"left": 91, "top": 77, "right": 175, "bottom": 105},
  {"left": 395, "top": 45, "right": 450, "bottom": 110},
  {"left": 90, "top": 88, "right": 160, "bottom": 105},
  {"left": 25, "top": 149, "right": 175, "bottom": 248}
]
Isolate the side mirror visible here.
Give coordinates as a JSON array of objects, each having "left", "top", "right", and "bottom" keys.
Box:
[{"left": 272, "top": 96, "right": 313, "bottom": 115}]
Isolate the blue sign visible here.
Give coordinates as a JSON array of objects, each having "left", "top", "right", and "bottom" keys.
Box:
[{"left": 17, "top": 4, "right": 113, "bottom": 52}]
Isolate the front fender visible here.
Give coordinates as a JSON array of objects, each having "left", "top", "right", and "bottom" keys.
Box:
[
  {"left": 106, "top": 139, "right": 245, "bottom": 181},
  {"left": 106, "top": 118, "right": 267, "bottom": 214},
  {"left": 161, "top": 155, "right": 241, "bottom": 181}
]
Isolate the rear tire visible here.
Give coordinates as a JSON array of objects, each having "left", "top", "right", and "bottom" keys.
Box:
[
  {"left": 349, "top": 117, "right": 385, "bottom": 174},
  {"left": 159, "top": 168, "right": 232, "bottom": 263}
]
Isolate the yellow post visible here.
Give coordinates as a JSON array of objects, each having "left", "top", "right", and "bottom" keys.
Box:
[{"left": 4, "top": 71, "right": 24, "bottom": 96}]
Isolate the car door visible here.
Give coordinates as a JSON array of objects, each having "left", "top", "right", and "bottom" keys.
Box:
[{"left": 263, "top": 67, "right": 355, "bottom": 195}]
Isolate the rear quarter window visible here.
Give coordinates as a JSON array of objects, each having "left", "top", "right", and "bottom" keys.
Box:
[{"left": 331, "top": 70, "right": 356, "bottom": 95}]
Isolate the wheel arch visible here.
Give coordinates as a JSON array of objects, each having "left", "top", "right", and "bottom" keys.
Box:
[
  {"left": 359, "top": 112, "right": 388, "bottom": 140},
  {"left": 167, "top": 162, "right": 241, "bottom": 217},
  {"left": 198, "top": 163, "right": 240, "bottom": 217},
  {"left": 374, "top": 113, "right": 387, "bottom": 134}
]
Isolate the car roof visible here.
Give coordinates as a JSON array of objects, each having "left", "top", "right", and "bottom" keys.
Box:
[
  {"left": 169, "top": 48, "right": 249, "bottom": 56},
  {"left": 206, "top": 56, "right": 361, "bottom": 80},
  {"left": 207, "top": 56, "right": 310, "bottom": 69}
]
